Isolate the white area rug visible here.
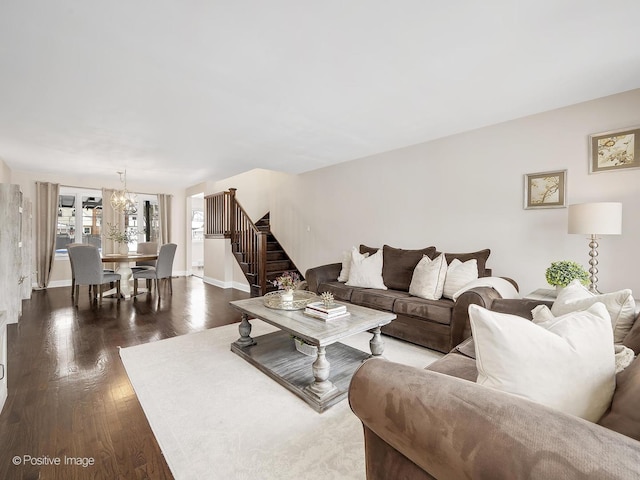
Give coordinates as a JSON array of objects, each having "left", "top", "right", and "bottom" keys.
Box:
[{"left": 120, "top": 320, "right": 442, "bottom": 480}]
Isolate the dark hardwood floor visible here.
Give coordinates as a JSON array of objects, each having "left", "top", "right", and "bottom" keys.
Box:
[{"left": 0, "top": 277, "right": 249, "bottom": 480}]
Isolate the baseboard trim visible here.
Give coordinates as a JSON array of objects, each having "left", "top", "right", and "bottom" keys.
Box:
[
  {"left": 41, "top": 273, "right": 189, "bottom": 290},
  {"left": 0, "top": 387, "right": 6, "bottom": 415},
  {"left": 45, "top": 280, "right": 71, "bottom": 289},
  {"left": 202, "top": 276, "right": 250, "bottom": 293},
  {"left": 233, "top": 281, "right": 251, "bottom": 292}
]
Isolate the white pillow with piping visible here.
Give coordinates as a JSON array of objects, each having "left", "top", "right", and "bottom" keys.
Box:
[
  {"left": 337, "top": 247, "right": 368, "bottom": 282},
  {"left": 409, "top": 254, "right": 447, "bottom": 300},
  {"left": 443, "top": 258, "right": 478, "bottom": 299},
  {"left": 551, "top": 279, "right": 636, "bottom": 343},
  {"left": 345, "top": 248, "right": 386, "bottom": 290},
  {"left": 469, "top": 302, "right": 615, "bottom": 422}
]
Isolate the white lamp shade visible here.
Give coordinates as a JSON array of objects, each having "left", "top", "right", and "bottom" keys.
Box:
[{"left": 568, "top": 202, "right": 622, "bottom": 235}]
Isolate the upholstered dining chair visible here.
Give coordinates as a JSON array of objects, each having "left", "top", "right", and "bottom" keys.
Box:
[
  {"left": 67, "top": 243, "right": 115, "bottom": 298},
  {"left": 67, "top": 242, "right": 85, "bottom": 298},
  {"left": 132, "top": 243, "right": 177, "bottom": 299},
  {"left": 67, "top": 244, "right": 121, "bottom": 306},
  {"left": 132, "top": 241, "right": 158, "bottom": 271}
]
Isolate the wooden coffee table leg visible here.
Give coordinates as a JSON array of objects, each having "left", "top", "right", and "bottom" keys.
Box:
[
  {"left": 233, "top": 313, "right": 256, "bottom": 347},
  {"left": 369, "top": 327, "right": 385, "bottom": 356},
  {"left": 304, "top": 346, "right": 338, "bottom": 400}
]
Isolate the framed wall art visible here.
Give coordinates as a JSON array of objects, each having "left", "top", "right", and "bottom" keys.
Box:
[
  {"left": 589, "top": 126, "right": 640, "bottom": 173},
  {"left": 524, "top": 170, "right": 566, "bottom": 209}
]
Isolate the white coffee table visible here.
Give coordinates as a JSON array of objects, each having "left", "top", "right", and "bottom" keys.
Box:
[{"left": 229, "top": 297, "right": 396, "bottom": 412}]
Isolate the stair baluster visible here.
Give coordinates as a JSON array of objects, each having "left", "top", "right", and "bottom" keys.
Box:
[{"left": 204, "top": 188, "right": 303, "bottom": 296}]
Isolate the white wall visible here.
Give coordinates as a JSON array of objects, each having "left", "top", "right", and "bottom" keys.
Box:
[
  {"left": 269, "top": 89, "right": 640, "bottom": 296},
  {"left": 11, "top": 169, "right": 187, "bottom": 286},
  {"left": 203, "top": 238, "right": 249, "bottom": 291},
  {"left": 209, "top": 168, "right": 274, "bottom": 220}
]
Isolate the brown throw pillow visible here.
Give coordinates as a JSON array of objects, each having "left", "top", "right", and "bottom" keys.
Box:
[
  {"left": 598, "top": 357, "right": 640, "bottom": 441},
  {"left": 359, "top": 244, "right": 379, "bottom": 256},
  {"left": 382, "top": 245, "right": 437, "bottom": 291},
  {"left": 622, "top": 313, "right": 640, "bottom": 355},
  {"left": 438, "top": 249, "right": 491, "bottom": 277}
]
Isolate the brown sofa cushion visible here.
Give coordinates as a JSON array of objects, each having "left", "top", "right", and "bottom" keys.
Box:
[
  {"left": 381, "top": 245, "right": 437, "bottom": 291},
  {"left": 623, "top": 312, "right": 640, "bottom": 355},
  {"left": 350, "top": 288, "right": 411, "bottom": 312},
  {"left": 393, "top": 296, "right": 454, "bottom": 325},
  {"left": 317, "top": 281, "right": 354, "bottom": 302},
  {"left": 598, "top": 357, "right": 640, "bottom": 441},
  {"left": 435, "top": 249, "right": 491, "bottom": 277},
  {"left": 425, "top": 350, "right": 478, "bottom": 382},
  {"left": 454, "top": 336, "right": 477, "bottom": 359}
]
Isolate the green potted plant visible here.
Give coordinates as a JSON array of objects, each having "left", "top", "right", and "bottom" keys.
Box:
[
  {"left": 545, "top": 261, "right": 589, "bottom": 289},
  {"left": 106, "top": 223, "right": 140, "bottom": 254}
]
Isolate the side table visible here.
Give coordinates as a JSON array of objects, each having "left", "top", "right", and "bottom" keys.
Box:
[
  {"left": 525, "top": 287, "right": 640, "bottom": 317},
  {"left": 523, "top": 288, "right": 557, "bottom": 302}
]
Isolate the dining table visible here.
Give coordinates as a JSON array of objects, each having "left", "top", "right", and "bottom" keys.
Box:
[{"left": 102, "top": 253, "right": 158, "bottom": 298}]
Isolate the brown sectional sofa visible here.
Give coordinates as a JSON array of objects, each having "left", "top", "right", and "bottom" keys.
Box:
[
  {"left": 349, "top": 297, "right": 640, "bottom": 480},
  {"left": 305, "top": 245, "right": 512, "bottom": 353}
]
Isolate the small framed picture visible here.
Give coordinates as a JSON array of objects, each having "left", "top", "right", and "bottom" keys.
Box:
[
  {"left": 589, "top": 126, "right": 640, "bottom": 173},
  {"left": 524, "top": 170, "right": 567, "bottom": 209}
]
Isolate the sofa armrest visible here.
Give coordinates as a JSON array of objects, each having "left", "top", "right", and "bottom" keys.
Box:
[
  {"left": 350, "top": 359, "right": 640, "bottom": 480},
  {"left": 304, "top": 263, "right": 342, "bottom": 293},
  {"left": 490, "top": 297, "right": 554, "bottom": 318},
  {"left": 450, "top": 286, "right": 502, "bottom": 349},
  {"left": 499, "top": 276, "right": 519, "bottom": 291}
]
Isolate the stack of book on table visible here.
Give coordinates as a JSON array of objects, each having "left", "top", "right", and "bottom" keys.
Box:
[{"left": 304, "top": 301, "right": 350, "bottom": 321}]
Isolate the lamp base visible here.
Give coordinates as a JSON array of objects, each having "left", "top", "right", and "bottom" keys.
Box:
[
  {"left": 587, "top": 284, "right": 601, "bottom": 294},
  {"left": 587, "top": 235, "right": 600, "bottom": 294}
]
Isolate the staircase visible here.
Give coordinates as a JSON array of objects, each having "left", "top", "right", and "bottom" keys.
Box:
[
  {"left": 204, "top": 189, "right": 303, "bottom": 297},
  {"left": 234, "top": 213, "right": 303, "bottom": 297}
]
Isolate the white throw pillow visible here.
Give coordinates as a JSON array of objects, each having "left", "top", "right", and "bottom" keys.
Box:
[
  {"left": 614, "top": 344, "right": 635, "bottom": 374},
  {"left": 409, "top": 254, "right": 447, "bottom": 300},
  {"left": 551, "top": 279, "right": 636, "bottom": 343},
  {"left": 442, "top": 258, "right": 478, "bottom": 299},
  {"left": 451, "top": 276, "right": 520, "bottom": 302},
  {"left": 345, "top": 248, "right": 387, "bottom": 290},
  {"left": 337, "top": 247, "right": 369, "bottom": 282},
  {"left": 531, "top": 304, "right": 555, "bottom": 324},
  {"left": 469, "top": 303, "right": 616, "bottom": 422}
]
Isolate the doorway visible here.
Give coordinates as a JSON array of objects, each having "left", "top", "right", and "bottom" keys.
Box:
[{"left": 190, "top": 193, "right": 204, "bottom": 278}]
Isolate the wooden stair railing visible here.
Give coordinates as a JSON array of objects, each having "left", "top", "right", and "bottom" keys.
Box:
[
  {"left": 205, "top": 188, "right": 269, "bottom": 295},
  {"left": 204, "top": 189, "right": 231, "bottom": 238}
]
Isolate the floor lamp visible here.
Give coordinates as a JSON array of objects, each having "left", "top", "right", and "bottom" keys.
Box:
[{"left": 567, "top": 202, "right": 622, "bottom": 293}]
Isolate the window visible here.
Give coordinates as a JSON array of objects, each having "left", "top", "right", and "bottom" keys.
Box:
[
  {"left": 192, "top": 208, "right": 204, "bottom": 240},
  {"left": 56, "top": 188, "right": 104, "bottom": 254},
  {"left": 56, "top": 188, "right": 160, "bottom": 255},
  {"left": 125, "top": 195, "right": 159, "bottom": 252}
]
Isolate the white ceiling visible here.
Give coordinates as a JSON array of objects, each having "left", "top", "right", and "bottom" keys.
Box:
[{"left": 1, "top": 1, "right": 639, "bottom": 188}]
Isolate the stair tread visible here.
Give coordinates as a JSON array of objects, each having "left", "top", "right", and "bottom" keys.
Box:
[{"left": 226, "top": 211, "right": 304, "bottom": 295}]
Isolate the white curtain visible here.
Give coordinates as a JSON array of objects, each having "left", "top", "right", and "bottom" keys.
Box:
[
  {"left": 158, "top": 194, "right": 172, "bottom": 244},
  {"left": 35, "top": 181, "right": 59, "bottom": 288},
  {"left": 101, "top": 188, "right": 124, "bottom": 255}
]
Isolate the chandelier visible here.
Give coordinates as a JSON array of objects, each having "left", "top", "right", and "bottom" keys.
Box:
[{"left": 110, "top": 170, "right": 137, "bottom": 214}]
